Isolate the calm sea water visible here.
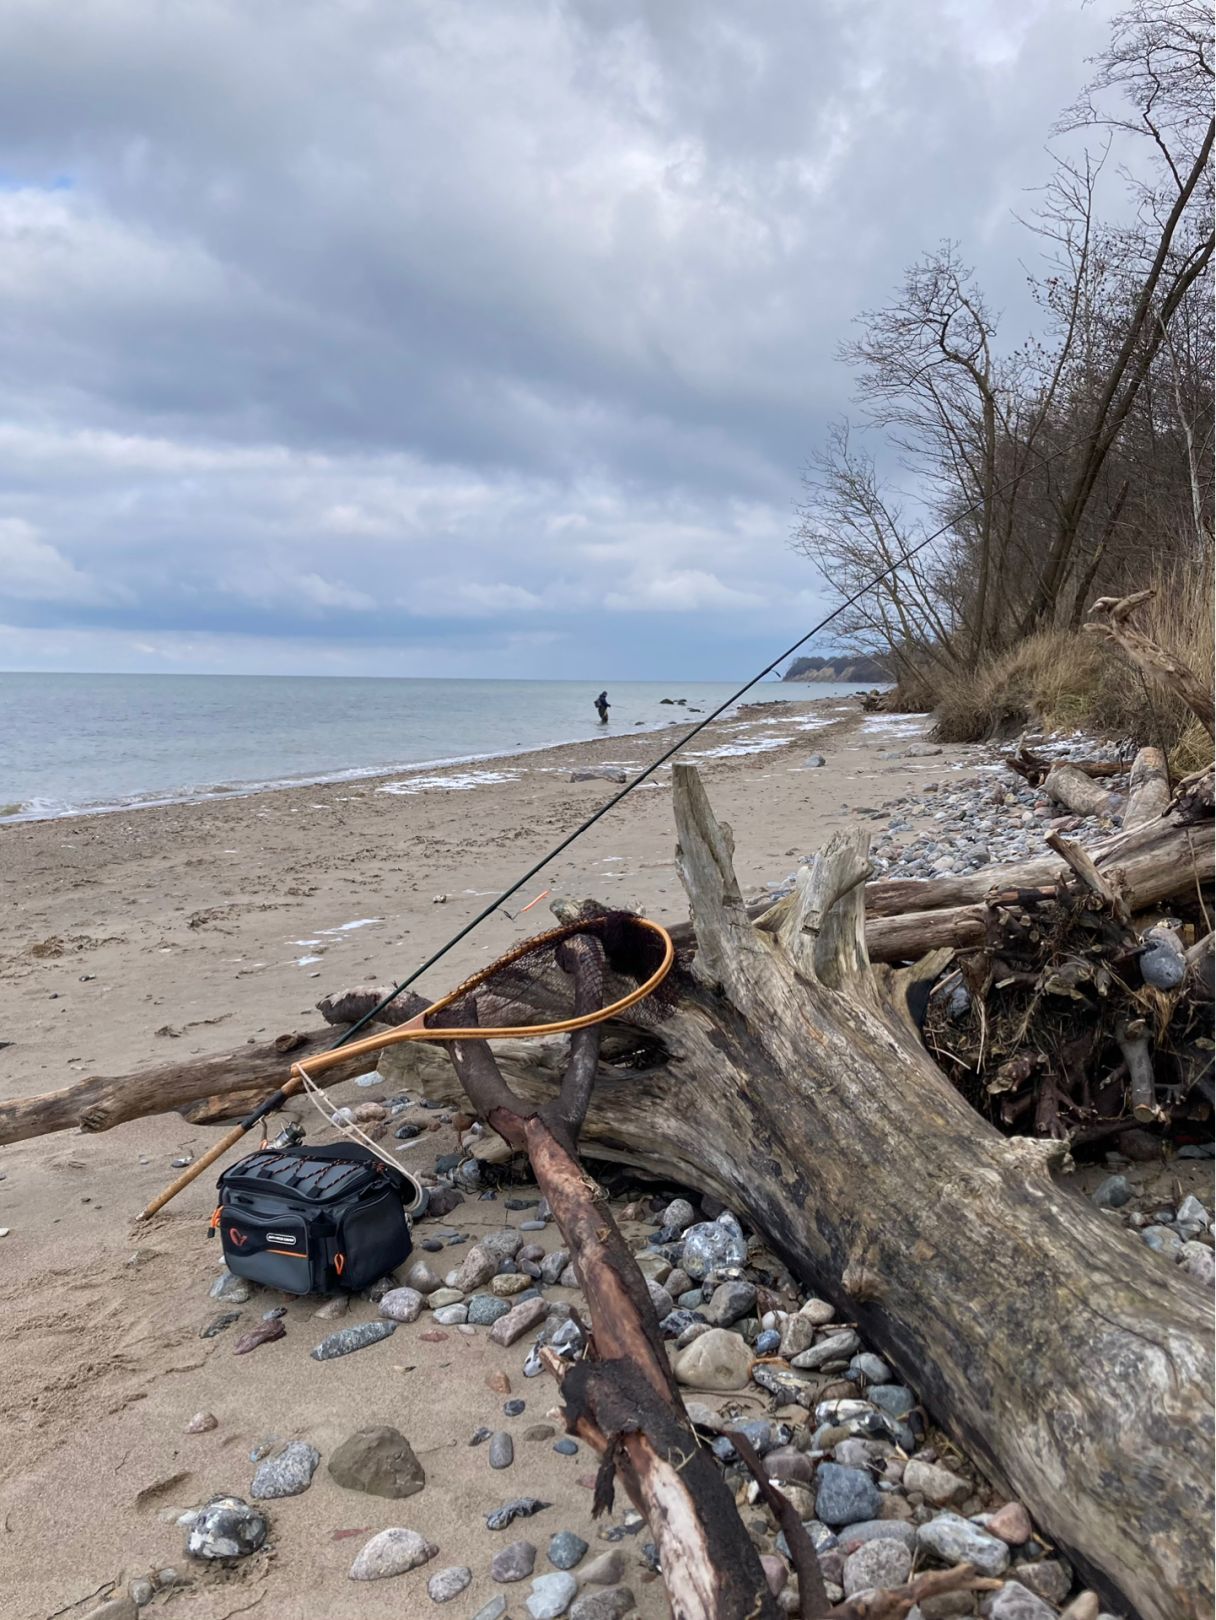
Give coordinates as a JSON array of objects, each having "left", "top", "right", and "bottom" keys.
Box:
[{"left": 0, "top": 673, "right": 867, "bottom": 822}]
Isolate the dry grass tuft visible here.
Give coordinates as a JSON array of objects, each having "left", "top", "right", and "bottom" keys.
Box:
[{"left": 932, "top": 550, "right": 1213, "bottom": 767}]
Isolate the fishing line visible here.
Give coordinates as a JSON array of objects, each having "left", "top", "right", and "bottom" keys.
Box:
[{"left": 329, "top": 430, "right": 1101, "bottom": 1049}]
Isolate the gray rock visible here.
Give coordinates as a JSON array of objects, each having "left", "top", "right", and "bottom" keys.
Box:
[
  {"left": 540, "top": 1249, "right": 571, "bottom": 1285},
  {"left": 547, "top": 1530, "right": 588, "bottom": 1569},
  {"left": 1142, "top": 1224, "right": 1183, "bottom": 1256},
  {"left": 468, "top": 1294, "right": 513, "bottom": 1325},
  {"left": 764, "top": 1448, "right": 813, "bottom": 1485},
  {"left": 1014, "top": 1559, "right": 1072, "bottom": 1604},
  {"left": 1139, "top": 925, "right": 1186, "bottom": 990},
  {"left": 1179, "top": 1241, "right": 1216, "bottom": 1287},
  {"left": 311, "top": 1320, "right": 396, "bottom": 1360},
  {"left": 661, "top": 1198, "right": 697, "bottom": 1231},
  {"left": 835, "top": 1520, "right": 917, "bottom": 1551},
  {"left": 489, "top": 1432, "right": 515, "bottom": 1470},
  {"left": 751, "top": 1363, "right": 816, "bottom": 1407},
  {"left": 903, "top": 1458, "right": 969, "bottom": 1506},
  {"left": 128, "top": 1576, "right": 155, "bottom": 1606},
  {"left": 681, "top": 1213, "right": 748, "bottom": 1280},
  {"left": 472, "top": 1601, "right": 509, "bottom": 1620},
  {"left": 186, "top": 1496, "right": 268, "bottom": 1561},
  {"left": 209, "top": 1269, "right": 252, "bottom": 1303},
  {"left": 672, "top": 1327, "right": 753, "bottom": 1390},
  {"left": 200, "top": 1310, "right": 242, "bottom": 1339},
  {"left": 1091, "top": 1174, "right": 1132, "bottom": 1210},
  {"left": 986, "top": 1581, "right": 1056, "bottom": 1620},
  {"left": 578, "top": 1548, "right": 625, "bottom": 1585},
  {"left": 571, "top": 767, "right": 626, "bottom": 784},
  {"left": 433, "top": 1303, "right": 468, "bottom": 1325},
  {"left": 1177, "top": 1194, "right": 1210, "bottom": 1229},
  {"left": 806, "top": 754, "right": 827, "bottom": 767},
  {"left": 849, "top": 1352, "right": 890, "bottom": 1383},
  {"left": 702, "top": 1280, "right": 757, "bottom": 1326},
  {"left": 917, "top": 1513, "right": 1010, "bottom": 1576},
  {"left": 455, "top": 1242, "right": 501, "bottom": 1291},
  {"left": 570, "top": 1589, "right": 636, "bottom": 1620},
  {"left": 816, "top": 1463, "right": 882, "bottom": 1527},
  {"left": 777, "top": 1314, "right": 816, "bottom": 1359},
  {"left": 348, "top": 1526, "right": 438, "bottom": 1580},
  {"left": 646, "top": 1279, "right": 675, "bottom": 1319},
  {"left": 868, "top": 1385, "right": 916, "bottom": 1417},
  {"left": 251, "top": 1440, "right": 320, "bottom": 1499},
  {"left": 799, "top": 1297, "right": 835, "bottom": 1325},
  {"left": 527, "top": 1571, "right": 579, "bottom": 1618},
  {"left": 328, "top": 1426, "right": 426, "bottom": 1498},
  {"left": 405, "top": 1259, "right": 444, "bottom": 1294},
  {"left": 843, "top": 1538, "right": 911, "bottom": 1595},
  {"left": 378, "top": 1286, "right": 425, "bottom": 1322},
  {"left": 491, "top": 1539, "right": 537, "bottom": 1581},
  {"left": 427, "top": 1565, "right": 472, "bottom": 1603},
  {"left": 489, "top": 1295, "right": 550, "bottom": 1346},
  {"left": 792, "top": 1328, "right": 860, "bottom": 1370}
]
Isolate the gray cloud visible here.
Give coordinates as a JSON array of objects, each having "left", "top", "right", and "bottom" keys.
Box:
[{"left": 0, "top": 0, "right": 1118, "bottom": 676}]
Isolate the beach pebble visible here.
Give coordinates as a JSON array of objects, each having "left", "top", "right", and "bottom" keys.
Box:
[
  {"left": 469, "top": 1294, "right": 513, "bottom": 1325},
  {"left": 487, "top": 1497, "right": 551, "bottom": 1531},
  {"left": 328, "top": 1426, "right": 426, "bottom": 1498},
  {"left": 799, "top": 1297, "right": 835, "bottom": 1325},
  {"left": 702, "top": 1280, "right": 756, "bottom": 1326},
  {"left": 553, "top": 1438, "right": 578, "bottom": 1456},
  {"left": 986, "top": 1583, "right": 1057, "bottom": 1620},
  {"left": 680, "top": 1214, "right": 748, "bottom": 1279},
  {"left": 1177, "top": 1194, "right": 1210, "bottom": 1229},
  {"left": 427, "top": 1565, "right": 472, "bottom": 1603},
  {"left": 849, "top": 1352, "right": 891, "bottom": 1384},
  {"left": 472, "top": 1601, "right": 509, "bottom": 1620},
  {"left": 753, "top": 1328, "right": 781, "bottom": 1355},
  {"left": 209, "top": 1269, "right": 252, "bottom": 1303},
  {"left": 311, "top": 1320, "right": 396, "bottom": 1360},
  {"left": 491, "top": 1539, "right": 538, "bottom": 1581},
  {"left": 1179, "top": 1242, "right": 1216, "bottom": 1287},
  {"left": 489, "top": 1432, "right": 515, "bottom": 1469},
  {"left": 917, "top": 1513, "right": 1009, "bottom": 1576},
  {"left": 1142, "top": 1224, "right": 1183, "bottom": 1256},
  {"left": 816, "top": 1463, "right": 882, "bottom": 1526},
  {"left": 1014, "top": 1560, "right": 1072, "bottom": 1604},
  {"left": 547, "top": 1530, "right": 588, "bottom": 1569},
  {"left": 777, "top": 1315, "right": 816, "bottom": 1359},
  {"left": 504, "top": 1398, "right": 526, "bottom": 1415},
  {"left": 844, "top": 1539, "right": 911, "bottom": 1595},
  {"left": 349, "top": 1526, "right": 438, "bottom": 1581},
  {"left": 661, "top": 1198, "right": 697, "bottom": 1231},
  {"left": 406, "top": 1260, "right": 444, "bottom": 1295},
  {"left": 492, "top": 1273, "right": 533, "bottom": 1297},
  {"left": 763, "top": 1448, "right": 813, "bottom": 1486},
  {"left": 185, "top": 1412, "right": 217, "bottom": 1433},
  {"left": 186, "top": 1496, "right": 268, "bottom": 1561},
  {"left": 673, "top": 1327, "right": 753, "bottom": 1390},
  {"left": 526, "top": 1571, "right": 579, "bottom": 1618},
  {"left": 378, "top": 1287, "right": 425, "bottom": 1322},
  {"left": 455, "top": 1243, "right": 500, "bottom": 1291},
  {"left": 433, "top": 1303, "right": 468, "bottom": 1325},
  {"left": 570, "top": 1591, "right": 636, "bottom": 1620},
  {"left": 902, "top": 1458, "right": 969, "bottom": 1506},
  {"left": 488, "top": 1295, "right": 549, "bottom": 1346},
  {"left": 835, "top": 1521, "right": 916, "bottom": 1551},
  {"left": 759, "top": 1554, "right": 788, "bottom": 1595},
  {"left": 791, "top": 1328, "right": 859, "bottom": 1370},
  {"left": 313, "top": 1294, "right": 350, "bottom": 1319},
  {"left": 540, "top": 1249, "right": 571, "bottom": 1285},
  {"left": 1090, "top": 1174, "right": 1132, "bottom": 1210},
  {"left": 986, "top": 1502, "right": 1033, "bottom": 1544},
  {"left": 869, "top": 1384, "right": 916, "bottom": 1418},
  {"left": 524, "top": 1424, "right": 556, "bottom": 1441},
  {"left": 578, "top": 1549, "right": 625, "bottom": 1585},
  {"left": 1139, "top": 925, "right": 1186, "bottom": 990},
  {"left": 251, "top": 1440, "right": 320, "bottom": 1499},
  {"left": 232, "top": 1318, "right": 285, "bottom": 1355}
]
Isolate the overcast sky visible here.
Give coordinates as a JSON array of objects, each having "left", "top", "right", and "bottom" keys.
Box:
[{"left": 0, "top": 0, "right": 1120, "bottom": 680}]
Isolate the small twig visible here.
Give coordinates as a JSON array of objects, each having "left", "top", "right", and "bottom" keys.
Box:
[
  {"left": 830, "top": 1562, "right": 999, "bottom": 1620},
  {"left": 727, "top": 1428, "right": 831, "bottom": 1619}
]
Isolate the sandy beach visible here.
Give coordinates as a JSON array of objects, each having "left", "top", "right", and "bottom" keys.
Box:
[{"left": 0, "top": 698, "right": 1077, "bottom": 1618}]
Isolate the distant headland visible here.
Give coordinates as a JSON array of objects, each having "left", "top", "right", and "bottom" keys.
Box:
[{"left": 782, "top": 654, "right": 890, "bottom": 683}]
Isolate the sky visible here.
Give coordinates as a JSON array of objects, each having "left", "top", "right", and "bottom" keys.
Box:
[{"left": 0, "top": 0, "right": 1122, "bottom": 680}]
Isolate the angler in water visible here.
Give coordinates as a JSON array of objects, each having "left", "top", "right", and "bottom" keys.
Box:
[{"left": 594, "top": 690, "right": 610, "bottom": 724}]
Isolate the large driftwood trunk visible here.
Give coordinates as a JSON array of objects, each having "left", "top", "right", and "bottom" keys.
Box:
[{"left": 390, "top": 766, "right": 1214, "bottom": 1620}]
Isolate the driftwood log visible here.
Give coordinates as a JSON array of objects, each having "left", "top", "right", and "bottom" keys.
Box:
[
  {"left": 382, "top": 766, "right": 1212, "bottom": 1620},
  {"left": 1124, "top": 746, "right": 1170, "bottom": 829},
  {"left": 1043, "top": 763, "right": 1122, "bottom": 819},
  {"left": 1, "top": 807, "right": 1210, "bottom": 1149}
]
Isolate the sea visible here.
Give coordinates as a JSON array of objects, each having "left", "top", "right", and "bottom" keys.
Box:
[{"left": 0, "top": 673, "right": 871, "bottom": 824}]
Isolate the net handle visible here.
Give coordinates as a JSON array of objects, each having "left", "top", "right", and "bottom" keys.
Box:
[{"left": 289, "top": 916, "right": 675, "bottom": 1085}]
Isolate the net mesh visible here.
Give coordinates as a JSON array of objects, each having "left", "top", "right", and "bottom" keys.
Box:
[{"left": 424, "top": 910, "right": 677, "bottom": 1035}]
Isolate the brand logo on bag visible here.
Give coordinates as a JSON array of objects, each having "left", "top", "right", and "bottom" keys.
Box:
[{"left": 267, "top": 1232, "right": 297, "bottom": 1245}]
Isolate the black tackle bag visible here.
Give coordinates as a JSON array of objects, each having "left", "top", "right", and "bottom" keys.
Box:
[{"left": 213, "top": 1143, "right": 414, "bottom": 1295}]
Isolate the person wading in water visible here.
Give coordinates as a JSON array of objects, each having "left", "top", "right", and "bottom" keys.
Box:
[{"left": 594, "top": 690, "right": 610, "bottom": 724}]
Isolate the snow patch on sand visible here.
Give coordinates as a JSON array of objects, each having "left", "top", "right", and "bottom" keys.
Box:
[{"left": 378, "top": 770, "right": 520, "bottom": 795}]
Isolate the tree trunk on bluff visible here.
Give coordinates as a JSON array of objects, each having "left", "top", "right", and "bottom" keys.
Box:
[{"left": 386, "top": 764, "right": 1214, "bottom": 1620}]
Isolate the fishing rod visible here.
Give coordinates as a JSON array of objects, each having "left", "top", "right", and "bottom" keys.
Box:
[{"left": 139, "top": 429, "right": 1097, "bottom": 1219}]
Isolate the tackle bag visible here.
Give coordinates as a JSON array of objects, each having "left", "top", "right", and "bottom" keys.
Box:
[{"left": 212, "top": 1143, "right": 414, "bottom": 1295}]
